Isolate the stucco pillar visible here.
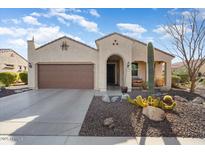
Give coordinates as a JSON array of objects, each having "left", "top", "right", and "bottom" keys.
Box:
[
  {"left": 165, "top": 61, "right": 171, "bottom": 89},
  {"left": 125, "top": 61, "right": 132, "bottom": 92},
  {"left": 27, "top": 39, "right": 36, "bottom": 89},
  {"left": 98, "top": 57, "right": 107, "bottom": 91}
]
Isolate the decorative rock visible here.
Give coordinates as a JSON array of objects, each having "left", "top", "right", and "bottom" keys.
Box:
[
  {"left": 121, "top": 93, "right": 130, "bottom": 100},
  {"left": 111, "top": 96, "right": 120, "bottom": 103},
  {"left": 160, "top": 86, "right": 171, "bottom": 92},
  {"left": 142, "top": 106, "right": 165, "bottom": 121},
  {"left": 191, "top": 97, "right": 205, "bottom": 104},
  {"left": 102, "top": 94, "right": 110, "bottom": 103},
  {"left": 103, "top": 117, "right": 114, "bottom": 127},
  {"left": 174, "top": 95, "right": 188, "bottom": 103}
]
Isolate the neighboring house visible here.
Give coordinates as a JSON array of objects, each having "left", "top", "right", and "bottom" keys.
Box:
[
  {"left": 28, "top": 32, "right": 174, "bottom": 91},
  {"left": 172, "top": 61, "right": 205, "bottom": 76},
  {"left": 0, "top": 49, "right": 28, "bottom": 73}
]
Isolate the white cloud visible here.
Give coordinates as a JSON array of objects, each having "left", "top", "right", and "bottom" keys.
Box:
[
  {"left": 0, "top": 25, "right": 83, "bottom": 47},
  {"left": 27, "top": 26, "right": 84, "bottom": 45},
  {"left": 11, "top": 19, "right": 21, "bottom": 24},
  {"left": 56, "top": 13, "right": 99, "bottom": 33},
  {"left": 57, "top": 17, "right": 70, "bottom": 27},
  {"left": 1, "top": 18, "right": 21, "bottom": 24},
  {"left": 8, "top": 38, "right": 26, "bottom": 47},
  {"left": 27, "top": 26, "right": 64, "bottom": 44},
  {"left": 89, "top": 9, "right": 100, "bottom": 17},
  {"left": 43, "top": 9, "right": 101, "bottom": 34},
  {"left": 30, "top": 12, "right": 41, "bottom": 17},
  {"left": 0, "top": 27, "right": 27, "bottom": 37},
  {"left": 117, "top": 23, "right": 147, "bottom": 37},
  {"left": 67, "top": 8, "right": 82, "bottom": 13},
  {"left": 153, "top": 25, "right": 172, "bottom": 39},
  {"left": 153, "top": 25, "right": 165, "bottom": 34},
  {"left": 0, "top": 27, "right": 13, "bottom": 35},
  {"left": 25, "top": 9, "right": 102, "bottom": 34},
  {"left": 23, "top": 16, "right": 41, "bottom": 26},
  {"left": 167, "top": 8, "right": 178, "bottom": 15}
]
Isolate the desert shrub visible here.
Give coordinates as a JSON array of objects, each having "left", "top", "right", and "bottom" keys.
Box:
[
  {"left": 19, "top": 72, "right": 28, "bottom": 84},
  {"left": 0, "top": 72, "right": 17, "bottom": 87},
  {"left": 155, "top": 78, "right": 165, "bottom": 87},
  {"left": 177, "top": 73, "right": 189, "bottom": 83},
  {"left": 172, "top": 75, "right": 181, "bottom": 87}
]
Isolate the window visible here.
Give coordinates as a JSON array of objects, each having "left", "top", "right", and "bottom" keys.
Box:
[
  {"left": 19, "top": 65, "right": 22, "bottom": 70},
  {"left": 24, "top": 66, "right": 27, "bottom": 70},
  {"left": 4, "top": 64, "right": 14, "bottom": 69},
  {"left": 132, "top": 63, "right": 138, "bottom": 76}
]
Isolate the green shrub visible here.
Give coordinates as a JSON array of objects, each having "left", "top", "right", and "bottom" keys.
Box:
[
  {"left": 172, "top": 75, "right": 181, "bottom": 87},
  {"left": 0, "top": 72, "right": 17, "bottom": 87},
  {"left": 177, "top": 73, "right": 189, "bottom": 83},
  {"left": 19, "top": 72, "right": 28, "bottom": 84}
]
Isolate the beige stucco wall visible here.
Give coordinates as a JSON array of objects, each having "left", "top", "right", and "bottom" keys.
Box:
[
  {"left": 28, "top": 37, "right": 98, "bottom": 89},
  {"left": 96, "top": 33, "right": 133, "bottom": 91},
  {"left": 28, "top": 33, "right": 174, "bottom": 91},
  {"left": 0, "top": 50, "right": 28, "bottom": 73}
]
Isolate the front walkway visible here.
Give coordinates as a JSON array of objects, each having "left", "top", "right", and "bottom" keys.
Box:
[{"left": 0, "top": 136, "right": 204, "bottom": 145}]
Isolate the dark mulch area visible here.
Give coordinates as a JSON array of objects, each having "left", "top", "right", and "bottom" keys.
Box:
[
  {"left": 0, "top": 88, "right": 31, "bottom": 98},
  {"left": 79, "top": 92, "right": 205, "bottom": 138}
]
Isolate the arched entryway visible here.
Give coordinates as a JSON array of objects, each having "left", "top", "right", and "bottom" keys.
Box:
[{"left": 106, "top": 55, "right": 124, "bottom": 89}]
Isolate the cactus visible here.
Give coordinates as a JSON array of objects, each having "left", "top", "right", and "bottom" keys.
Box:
[
  {"left": 163, "top": 95, "right": 173, "bottom": 105},
  {"left": 147, "top": 42, "right": 154, "bottom": 96},
  {"left": 126, "top": 94, "right": 176, "bottom": 110},
  {"left": 135, "top": 96, "right": 148, "bottom": 107}
]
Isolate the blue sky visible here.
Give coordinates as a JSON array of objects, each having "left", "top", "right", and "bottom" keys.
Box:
[{"left": 0, "top": 8, "right": 197, "bottom": 62}]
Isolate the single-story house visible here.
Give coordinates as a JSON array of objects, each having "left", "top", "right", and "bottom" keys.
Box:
[
  {"left": 0, "top": 49, "right": 28, "bottom": 73},
  {"left": 28, "top": 32, "right": 174, "bottom": 91}
]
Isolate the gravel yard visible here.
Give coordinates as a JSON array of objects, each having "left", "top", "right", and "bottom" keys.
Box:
[{"left": 79, "top": 90, "right": 205, "bottom": 138}]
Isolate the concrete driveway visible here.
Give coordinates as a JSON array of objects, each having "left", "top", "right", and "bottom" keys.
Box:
[{"left": 0, "top": 89, "right": 94, "bottom": 136}]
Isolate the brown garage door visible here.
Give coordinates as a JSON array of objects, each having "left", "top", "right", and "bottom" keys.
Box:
[{"left": 38, "top": 64, "right": 94, "bottom": 89}]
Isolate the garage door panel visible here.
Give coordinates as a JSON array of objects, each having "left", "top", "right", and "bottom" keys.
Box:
[{"left": 38, "top": 64, "right": 94, "bottom": 89}]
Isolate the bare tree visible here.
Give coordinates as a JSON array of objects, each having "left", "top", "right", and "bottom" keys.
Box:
[{"left": 163, "top": 9, "right": 205, "bottom": 92}]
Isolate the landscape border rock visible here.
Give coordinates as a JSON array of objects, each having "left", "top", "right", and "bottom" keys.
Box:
[
  {"left": 142, "top": 106, "right": 165, "bottom": 121},
  {"left": 191, "top": 97, "right": 205, "bottom": 104}
]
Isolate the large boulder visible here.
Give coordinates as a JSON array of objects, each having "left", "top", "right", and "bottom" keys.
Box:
[
  {"left": 142, "top": 106, "right": 165, "bottom": 121},
  {"left": 160, "top": 86, "right": 171, "bottom": 92},
  {"left": 191, "top": 97, "right": 205, "bottom": 104},
  {"left": 174, "top": 95, "right": 188, "bottom": 103}
]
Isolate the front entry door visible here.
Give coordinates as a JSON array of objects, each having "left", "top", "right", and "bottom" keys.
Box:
[{"left": 107, "top": 64, "right": 115, "bottom": 85}]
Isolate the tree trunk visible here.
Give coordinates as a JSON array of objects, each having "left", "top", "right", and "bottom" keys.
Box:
[{"left": 190, "top": 78, "right": 196, "bottom": 93}]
